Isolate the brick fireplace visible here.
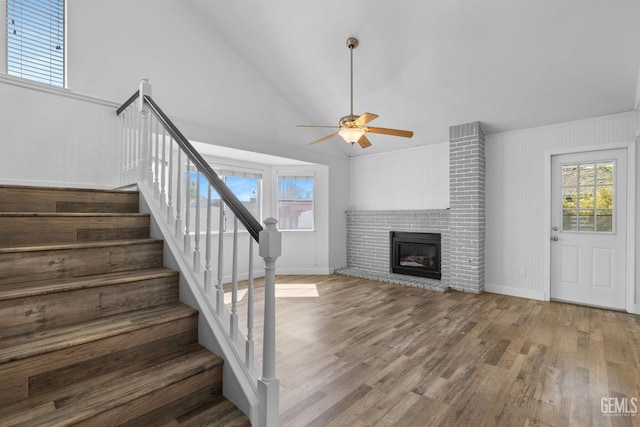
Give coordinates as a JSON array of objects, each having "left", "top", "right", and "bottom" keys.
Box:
[{"left": 339, "top": 121, "right": 486, "bottom": 293}]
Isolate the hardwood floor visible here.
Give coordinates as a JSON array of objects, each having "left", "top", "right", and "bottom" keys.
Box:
[{"left": 237, "top": 274, "right": 640, "bottom": 426}]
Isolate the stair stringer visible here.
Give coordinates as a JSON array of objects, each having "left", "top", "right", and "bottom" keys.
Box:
[{"left": 136, "top": 182, "right": 261, "bottom": 423}]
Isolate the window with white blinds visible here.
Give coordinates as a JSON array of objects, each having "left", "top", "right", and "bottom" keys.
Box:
[{"left": 6, "top": 0, "right": 64, "bottom": 87}]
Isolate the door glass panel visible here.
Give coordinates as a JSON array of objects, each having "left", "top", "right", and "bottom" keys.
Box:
[
  {"left": 561, "top": 160, "right": 615, "bottom": 233},
  {"left": 596, "top": 209, "right": 613, "bottom": 232},
  {"left": 562, "top": 165, "right": 578, "bottom": 186},
  {"left": 578, "top": 210, "right": 595, "bottom": 231},
  {"left": 579, "top": 164, "right": 595, "bottom": 186},
  {"left": 562, "top": 189, "right": 577, "bottom": 208},
  {"left": 563, "top": 211, "right": 578, "bottom": 231},
  {"left": 595, "top": 186, "right": 613, "bottom": 209},
  {"left": 596, "top": 162, "right": 613, "bottom": 185}
]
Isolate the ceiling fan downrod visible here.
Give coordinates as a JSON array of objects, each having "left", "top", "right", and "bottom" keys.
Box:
[{"left": 346, "top": 37, "right": 358, "bottom": 118}]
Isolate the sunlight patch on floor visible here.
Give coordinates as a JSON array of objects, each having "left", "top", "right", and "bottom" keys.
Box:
[
  {"left": 275, "top": 283, "right": 319, "bottom": 298},
  {"left": 224, "top": 288, "right": 248, "bottom": 304},
  {"left": 224, "top": 284, "right": 319, "bottom": 302}
]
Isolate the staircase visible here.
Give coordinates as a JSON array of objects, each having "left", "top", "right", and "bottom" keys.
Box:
[{"left": 0, "top": 185, "right": 250, "bottom": 426}]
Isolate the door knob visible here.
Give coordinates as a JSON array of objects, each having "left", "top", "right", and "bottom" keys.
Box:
[{"left": 551, "top": 236, "right": 559, "bottom": 241}]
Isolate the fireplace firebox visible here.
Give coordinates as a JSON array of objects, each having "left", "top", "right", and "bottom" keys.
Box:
[{"left": 390, "top": 232, "right": 441, "bottom": 280}]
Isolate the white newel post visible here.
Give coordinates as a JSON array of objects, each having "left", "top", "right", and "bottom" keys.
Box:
[
  {"left": 258, "top": 217, "right": 281, "bottom": 427},
  {"left": 138, "top": 77, "right": 153, "bottom": 183}
]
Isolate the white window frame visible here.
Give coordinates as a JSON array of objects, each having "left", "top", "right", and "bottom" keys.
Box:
[
  {"left": 4, "top": 0, "right": 65, "bottom": 87},
  {"left": 276, "top": 173, "right": 315, "bottom": 232},
  {"left": 560, "top": 159, "right": 616, "bottom": 234},
  {"left": 1, "top": 0, "right": 7, "bottom": 74}
]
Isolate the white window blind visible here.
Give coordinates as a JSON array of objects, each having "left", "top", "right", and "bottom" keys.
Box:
[{"left": 6, "top": 0, "right": 64, "bottom": 87}]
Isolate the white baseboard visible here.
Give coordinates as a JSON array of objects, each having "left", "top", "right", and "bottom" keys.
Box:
[
  {"left": 274, "top": 267, "right": 334, "bottom": 276},
  {"left": 628, "top": 304, "right": 640, "bottom": 315},
  {"left": 485, "top": 283, "right": 546, "bottom": 301}
]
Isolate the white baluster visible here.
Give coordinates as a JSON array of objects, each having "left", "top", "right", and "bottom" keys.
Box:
[
  {"left": 120, "top": 114, "right": 126, "bottom": 173},
  {"left": 133, "top": 102, "right": 139, "bottom": 168},
  {"left": 258, "top": 217, "right": 281, "bottom": 427},
  {"left": 153, "top": 117, "right": 160, "bottom": 198},
  {"left": 139, "top": 78, "right": 153, "bottom": 183},
  {"left": 216, "top": 200, "right": 225, "bottom": 314},
  {"left": 184, "top": 159, "right": 191, "bottom": 254},
  {"left": 167, "top": 138, "right": 174, "bottom": 222},
  {"left": 127, "top": 109, "right": 133, "bottom": 180},
  {"left": 147, "top": 114, "right": 153, "bottom": 182},
  {"left": 123, "top": 110, "right": 127, "bottom": 173},
  {"left": 230, "top": 216, "right": 239, "bottom": 340},
  {"left": 130, "top": 107, "right": 136, "bottom": 181},
  {"left": 204, "top": 184, "right": 213, "bottom": 294},
  {"left": 138, "top": 100, "right": 143, "bottom": 170},
  {"left": 194, "top": 171, "right": 201, "bottom": 271},
  {"left": 245, "top": 237, "right": 254, "bottom": 370},
  {"left": 160, "top": 128, "right": 167, "bottom": 210},
  {"left": 175, "top": 149, "right": 182, "bottom": 238},
  {"left": 129, "top": 108, "right": 134, "bottom": 172}
]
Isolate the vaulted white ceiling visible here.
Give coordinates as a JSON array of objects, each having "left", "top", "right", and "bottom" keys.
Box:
[{"left": 186, "top": 0, "right": 640, "bottom": 157}]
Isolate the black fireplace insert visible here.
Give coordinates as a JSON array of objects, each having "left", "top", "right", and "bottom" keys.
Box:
[{"left": 390, "top": 231, "right": 441, "bottom": 280}]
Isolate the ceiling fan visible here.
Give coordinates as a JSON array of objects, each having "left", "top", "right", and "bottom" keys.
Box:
[{"left": 298, "top": 37, "right": 414, "bottom": 149}]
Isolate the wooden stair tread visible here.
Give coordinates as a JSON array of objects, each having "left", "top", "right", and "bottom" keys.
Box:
[
  {"left": 164, "top": 396, "right": 251, "bottom": 427},
  {"left": 0, "top": 212, "right": 148, "bottom": 217},
  {"left": 0, "top": 348, "right": 221, "bottom": 427},
  {"left": 0, "top": 238, "right": 162, "bottom": 254},
  {"left": 0, "top": 268, "right": 177, "bottom": 301},
  {"left": 0, "top": 342, "right": 205, "bottom": 420},
  {"left": 0, "top": 303, "right": 196, "bottom": 364},
  {"left": 0, "top": 184, "right": 138, "bottom": 195},
  {"left": 0, "top": 186, "right": 140, "bottom": 214}
]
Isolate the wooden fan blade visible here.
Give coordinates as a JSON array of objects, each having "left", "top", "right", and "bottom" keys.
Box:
[
  {"left": 297, "top": 124, "right": 339, "bottom": 129},
  {"left": 309, "top": 132, "right": 339, "bottom": 146},
  {"left": 354, "top": 113, "right": 379, "bottom": 126},
  {"left": 367, "top": 127, "right": 414, "bottom": 138},
  {"left": 357, "top": 134, "right": 372, "bottom": 149}
]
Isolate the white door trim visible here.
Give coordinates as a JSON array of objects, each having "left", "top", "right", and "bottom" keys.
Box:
[{"left": 543, "top": 141, "right": 637, "bottom": 313}]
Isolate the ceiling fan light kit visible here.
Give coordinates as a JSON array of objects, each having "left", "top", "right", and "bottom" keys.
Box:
[
  {"left": 338, "top": 127, "right": 365, "bottom": 143},
  {"left": 297, "top": 37, "right": 414, "bottom": 149}
]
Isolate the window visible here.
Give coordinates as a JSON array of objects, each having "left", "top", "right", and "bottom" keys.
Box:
[
  {"left": 561, "top": 161, "right": 614, "bottom": 232},
  {"left": 6, "top": 0, "right": 64, "bottom": 87},
  {"left": 188, "top": 169, "right": 261, "bottom": 233},
  {"left": 277, "top": 175, "right": 314, "bottom": 230}
]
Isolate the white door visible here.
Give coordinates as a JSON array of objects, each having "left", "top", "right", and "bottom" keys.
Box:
[{"left": 550, "top": 148, "right": 627, "bottom": 310}]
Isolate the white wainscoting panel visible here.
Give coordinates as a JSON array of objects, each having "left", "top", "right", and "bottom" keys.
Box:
[{"left": 349, "top": 142, "right": 449, "bottom": 210}]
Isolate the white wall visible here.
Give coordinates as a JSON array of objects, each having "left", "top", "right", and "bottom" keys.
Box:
[
  {"left": 485, "top": 111, "right": 640, "bottom": 307},
  {"left": 0, "top": 78, "right": 120, "bottom": 188},
  {"left": 349, "top": 142, "right": 450, "bottom": 210}
]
